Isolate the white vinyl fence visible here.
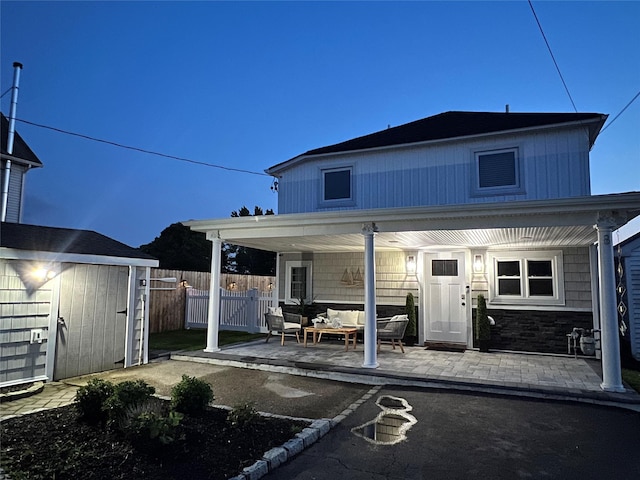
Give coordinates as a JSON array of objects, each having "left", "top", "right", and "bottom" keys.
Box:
[{"left": 185, "top": 287, "right": 275, "bottom": 333}]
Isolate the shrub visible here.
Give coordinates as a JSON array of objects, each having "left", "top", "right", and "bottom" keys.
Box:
[
  {"left": 120, "top": 399, "right": 183, "bottom": 447},
  {"left": 405, "top": 292, "right": 417, "bottom": 338},
  {"left": 170, "top": 375, "right": 213, "bottom": 415},
  {"left": 103, "top": 380, "right": 155, "bottom": 422},
  {"left": 74, "top": 378, "right": 115, "bottom": 425},
  {"left": 476, "top": 294, "right": 491, "bottom": 341},
  {"left": 227, "top": 402, "right": 259, "bottom": 428}
]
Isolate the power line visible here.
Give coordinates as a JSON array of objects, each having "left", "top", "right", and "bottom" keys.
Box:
[
  {"left": 0, "top": 87, "right": 12, "bottom": 99},
  {"left": 15, "top": 117, "right": 270, "bottom": 177},
  {"left": 528, "top": 0, "right": 579, "bottom": 113},
  {"left": 600, "top": 89, "right": 640, "bottom": 134}
]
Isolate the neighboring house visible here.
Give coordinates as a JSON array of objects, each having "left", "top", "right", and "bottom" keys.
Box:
[
  {"left": 1, "top": 112, "right": 43, "bottom": 223},
  {"left": 617, "top": 231, "right": 640, "bottom": 362},
  {"left": 186, "top": 111, "right": 640, "bottom": 392},
  {"left": 0, "top": 222, "right": 158, "bottom": 387}
]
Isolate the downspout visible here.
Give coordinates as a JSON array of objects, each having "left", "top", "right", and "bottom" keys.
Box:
[{"left": 1, "top": 62, "right": 23, "bottom": 222}]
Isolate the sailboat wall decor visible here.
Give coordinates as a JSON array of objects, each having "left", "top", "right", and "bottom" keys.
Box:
[{"left": 340, "top": 268, "right": 364, "bottom": 287}]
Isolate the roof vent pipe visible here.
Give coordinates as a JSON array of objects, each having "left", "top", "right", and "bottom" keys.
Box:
[
  {"left": 505, "top": 104, "right": 510, "bottom": 113},
  {"left": 1, "top": 61, "right": 23, "bottom": 222}
]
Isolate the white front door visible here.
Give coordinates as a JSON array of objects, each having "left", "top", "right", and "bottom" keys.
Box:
[{"left": 424, "top": 252, "right": 468, "bottom": 345}]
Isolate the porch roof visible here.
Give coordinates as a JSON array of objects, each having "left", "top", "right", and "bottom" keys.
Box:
[{"left": 184, "top": 192, "right": 640, "bottom": 253}]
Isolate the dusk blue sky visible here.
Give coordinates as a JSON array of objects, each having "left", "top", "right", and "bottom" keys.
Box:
[{"left": 2, "top": 1, "right": 639, "bottom": 247}]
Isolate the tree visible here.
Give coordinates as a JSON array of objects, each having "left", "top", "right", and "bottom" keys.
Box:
[
  {"left": 139, "top": 223, "right": 217, "bottom": 272},
  {"left": 224, "top": 206, "right": 276, "bottom": 275}
]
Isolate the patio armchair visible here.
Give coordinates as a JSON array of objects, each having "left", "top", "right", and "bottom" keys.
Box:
[
  {"left": 377, "top": 316, "right": 409, "bottom": 353},
  {"left": 264, "top": 312, "right": 302, "bottom": 346}
]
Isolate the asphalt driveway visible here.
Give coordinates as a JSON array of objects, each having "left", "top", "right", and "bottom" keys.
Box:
[{"left": 266, "top": 386, "right": 640, "bottom": 480}]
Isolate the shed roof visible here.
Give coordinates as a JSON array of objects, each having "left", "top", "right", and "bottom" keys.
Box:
[
  {"left": 0, "top": 222, "right": 156, "bottom": 261},
  {"left": 1, "top": 113, "right": 43, "bottom": 167},
  {"left": 267, "top": 111, "right": 606, "bottom": 174}
]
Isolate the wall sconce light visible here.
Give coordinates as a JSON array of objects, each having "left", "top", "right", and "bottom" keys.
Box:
[
  {"left": 32, "top": 267, "right": 58, "bottom": 281},
  {"left": 267, "top": 282, "right": 274, "bottom": 291},
  {"left": 228, "top": 281, "right": 237, "bottom": 290},
  {"left": 406, "top": 255, "right": 417, "bottom": 274},
  {"left": 473, "top": 254, "right": 484, "bottom": 273},
  {"left": 180, "top": 279, "right": 191, "bottom": 289}
]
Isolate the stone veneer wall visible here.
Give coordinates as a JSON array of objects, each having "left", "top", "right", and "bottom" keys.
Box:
[{"left": 472, "top": 308, "right": 594, "bottom": 354}]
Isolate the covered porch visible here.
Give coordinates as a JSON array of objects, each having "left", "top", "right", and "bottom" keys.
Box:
[{"left": 185, "top": 192, "right": 640, "bottom": 393}]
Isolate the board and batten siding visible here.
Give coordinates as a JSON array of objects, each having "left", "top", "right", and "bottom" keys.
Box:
[
  {"left": 0, "top": 259, "right": 56, "bottom": 387},
  {"left": 280, "top": 251, "right": 419, "bottom": 306},
  {"left": 54, "top": 264, "right": 130, "bottom": 380},
  {"left": 5, "top": 164, "right": 27, "bottom": 223},
  {"left": 277, "top": 128, "right": 591, "bottom": 214},
  {"left": 623, "top": 247, "right": 640, "bottom": 361}
]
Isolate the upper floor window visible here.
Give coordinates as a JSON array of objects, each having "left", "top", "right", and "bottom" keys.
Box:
[
  {"left": 320, "top": 166, "right": 355, "bottom": 207},
  {"left": 472, "top": 147, "right": 524, "bottom": 196},
  {"left": 488, "top": 250, "right": 564, "bottom": 306}
]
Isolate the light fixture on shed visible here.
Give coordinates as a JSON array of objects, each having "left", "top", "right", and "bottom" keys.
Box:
[
  {"left": 473, "top": 254, "right": 484, "bottom": 273},
  {"left": 406, "top": 255, "right": 417, "bottom": 274}
]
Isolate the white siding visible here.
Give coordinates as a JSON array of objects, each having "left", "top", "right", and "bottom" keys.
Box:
[
  {"left": 4, "top": 164, "right": 26, "bottom": 223},
  {"left": 277, "top": 128, "right": 591, "bottom": 214},
  {"left": 0, "top": 259, "right": 53, "bottom": 386},
  {"left": 626, "top": 253, "right": 640, "bottom": 360}
]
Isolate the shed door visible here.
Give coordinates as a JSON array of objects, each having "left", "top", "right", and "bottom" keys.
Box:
[
  {"left": 54, "top": 264, "right": 129, "bottom": 380},
  {"left": 424, "top": 252, "right": 468, "bottom": 345}
]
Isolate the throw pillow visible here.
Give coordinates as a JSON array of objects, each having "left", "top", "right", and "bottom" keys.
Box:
[{"left": 268, "top": 306, "right": 283, "bottom": 317}]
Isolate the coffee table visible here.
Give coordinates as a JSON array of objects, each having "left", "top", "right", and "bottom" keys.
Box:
[{"left": 303, "top": 326, "right": 358, "bottom": 351}]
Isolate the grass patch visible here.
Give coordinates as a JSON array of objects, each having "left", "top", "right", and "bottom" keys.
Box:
[
  {"left": 149, "top": 330, "right": 264, "bottom": 352},
  {"left": 622, "top": 368, "right": 640, "bottom": 393}
]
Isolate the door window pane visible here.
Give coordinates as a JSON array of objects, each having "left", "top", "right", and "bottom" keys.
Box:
[{"left": 432, "top": 259, "right": 458, "bottom": 276}]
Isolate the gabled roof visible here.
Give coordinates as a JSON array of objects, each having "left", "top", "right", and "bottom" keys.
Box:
[
  {"left": 1, "top": 113, "right": 43, "bottom": 167},
  {"left": 0, "top": 222, "right": 156, "bottom": 261},
  {"left": 267, "top": 111, "right": 607, "bottom": 174}
]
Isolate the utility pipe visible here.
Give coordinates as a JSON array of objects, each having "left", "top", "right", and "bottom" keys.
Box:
[{"left": 1, "top": 62, "right": 23, "bottom": 222}]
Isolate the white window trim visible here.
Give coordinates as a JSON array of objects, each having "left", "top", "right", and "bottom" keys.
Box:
[
  {"left": 487, "top": 250, "right": 565, "bottom": 306},
  {"left": 319, "top": 165, "right": 355, "bottom": 207},
  {"left": 284, "top": 260, "right": 313, "bottom": 305},
  {"left": 471, "top": 146, "right": 525, "bottom": 196}
]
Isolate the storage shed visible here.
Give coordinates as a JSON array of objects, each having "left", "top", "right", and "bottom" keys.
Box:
[
  {"left": 618, "top": 231, "right": 640, "bottom": 362},
  {"left": 0, "top": 222, "right": 158, "bottom": 387}
]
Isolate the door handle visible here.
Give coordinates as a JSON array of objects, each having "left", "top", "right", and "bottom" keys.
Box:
[{"left": 461, "top": 302, "right": 466, "bottom": 306}]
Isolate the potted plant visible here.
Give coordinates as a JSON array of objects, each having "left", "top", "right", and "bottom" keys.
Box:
[
  {"left": 404, "top": 292, "right": 417, "bottom": 346},
  {"left": 476, "top": 294, "right": 491, "bottom": 352}
]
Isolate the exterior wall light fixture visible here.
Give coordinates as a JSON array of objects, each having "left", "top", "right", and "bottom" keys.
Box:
[
  {"left": 473, "top": 254, "right": 484, "bottom": 273},
  {"left": 406, "top": 255, "right": 417, "bottom": 274}
]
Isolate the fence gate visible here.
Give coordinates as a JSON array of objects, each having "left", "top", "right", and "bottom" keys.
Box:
[{"left": 185, "top": 288, "right": 274, "bottom": 332}]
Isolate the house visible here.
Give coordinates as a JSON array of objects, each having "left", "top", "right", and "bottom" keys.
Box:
[
  {"left": 0, "top": 222, "right": 158, "bottom": 387},
  {"left": 185, "top": 111, "right": 640, "bottom": 392},
  {"left": 1, "top": 112, "right": 43, "bottom": 223},
  {"left": 617, "top": 231, "right": 640, "bottom": 362}
]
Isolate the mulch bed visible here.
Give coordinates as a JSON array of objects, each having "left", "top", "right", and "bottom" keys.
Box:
[{"left": 1, "top": 403, "right": 307, "bottom": 480}]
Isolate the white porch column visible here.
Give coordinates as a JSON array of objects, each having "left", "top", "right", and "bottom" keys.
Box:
[
  {"left": 596, "top": 215, "right": 624, "bottom": 392},
  {"left": 205, "top": 234, "right": 222, "bottom": 353},
  {"left": 362, "top": 222, "right": 379, "bottom": 369}
]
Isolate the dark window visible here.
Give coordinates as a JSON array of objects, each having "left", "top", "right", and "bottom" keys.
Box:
[
  {"left": 432, "top": 259, "right": 458, "bottom": 276},
  {"left": 324, "top": 169, "right": 351, "bottom": 200},
  {"left": 527, "top": 260, "right": 553, "bottom": 296},
  {"left": 478, "top": 150, "right": 516, "bottom": 188},
  {"left": 497, "top": 260, "right": 521, "bottom": 295},
  {"left": 290, "top": 266, "right": 307, "bottom": 299}
]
